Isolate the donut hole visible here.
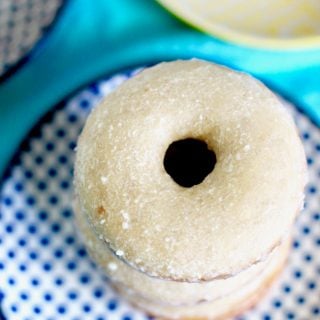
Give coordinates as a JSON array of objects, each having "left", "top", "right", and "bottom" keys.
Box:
[{"left": 163, "top": 138, "right": 216, "bottom": 188}]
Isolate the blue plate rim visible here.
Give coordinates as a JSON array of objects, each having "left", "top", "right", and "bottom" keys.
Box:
[{"left": 0, "top": 66, "right": 319, "bottom": 320}]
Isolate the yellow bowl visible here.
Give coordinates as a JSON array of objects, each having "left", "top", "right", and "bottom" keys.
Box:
[{"left": 158, "top": 0, "right": 320, "bottom": 50}]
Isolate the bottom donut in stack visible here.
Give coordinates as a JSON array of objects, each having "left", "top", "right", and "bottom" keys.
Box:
[
  {"left": 76, "top": 203, "right": 290, "bottom": 319},
  {"left": 74, "top": 60, "right": 307, "bottom": 319}
]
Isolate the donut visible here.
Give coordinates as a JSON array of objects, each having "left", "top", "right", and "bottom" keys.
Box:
[
  {"left": 115, "top": 239, "right": 289, "bottom": 319},
  {"left": 74, "top": 59, "right": 307, "bottom": 319},
  {"left": 75, "top": 199, "right": 290, "bottom": 318}
]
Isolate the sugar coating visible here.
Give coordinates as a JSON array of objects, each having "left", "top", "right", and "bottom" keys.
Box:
[
  {"left": 74, "top": 59, "right": 306, "bottom": 282},
  {"left": 116, "top": 250, "right": 124, "bottom": 257},
  {"left": 100, "top": 176, "right": 108, "bottom": 185},
  {"left": 121, "top": 210, "right": 130, "bottom": 230},
  {"left": 108, "top": 262, "right": 118, "bottom": 271}
]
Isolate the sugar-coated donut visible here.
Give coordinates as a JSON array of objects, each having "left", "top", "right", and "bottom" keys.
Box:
[
  {"left": 75, "top": 200, "right": 289, "bottom": 311},
  {"left": 74, "top": 59, "right": 307, "bottom": 319},
  {"left": 115, "top": 239, "right": 289, "bottom": 320}
]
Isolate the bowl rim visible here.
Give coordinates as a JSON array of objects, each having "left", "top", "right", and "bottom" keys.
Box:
[{"left": 157, "top": 0, "right": 320, "bottom": 50}]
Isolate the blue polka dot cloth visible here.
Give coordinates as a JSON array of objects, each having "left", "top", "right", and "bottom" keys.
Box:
[
  {"left": 0, "top": 0, "right": 63, "bottom": 77},
  {"left": 0, "top": 69, "right": 319, "bottom": 320}
]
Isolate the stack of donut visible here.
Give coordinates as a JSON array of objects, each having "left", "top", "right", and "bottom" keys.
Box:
[{"left": 74, "top": 60, "right": 307, "bottom": 319}]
